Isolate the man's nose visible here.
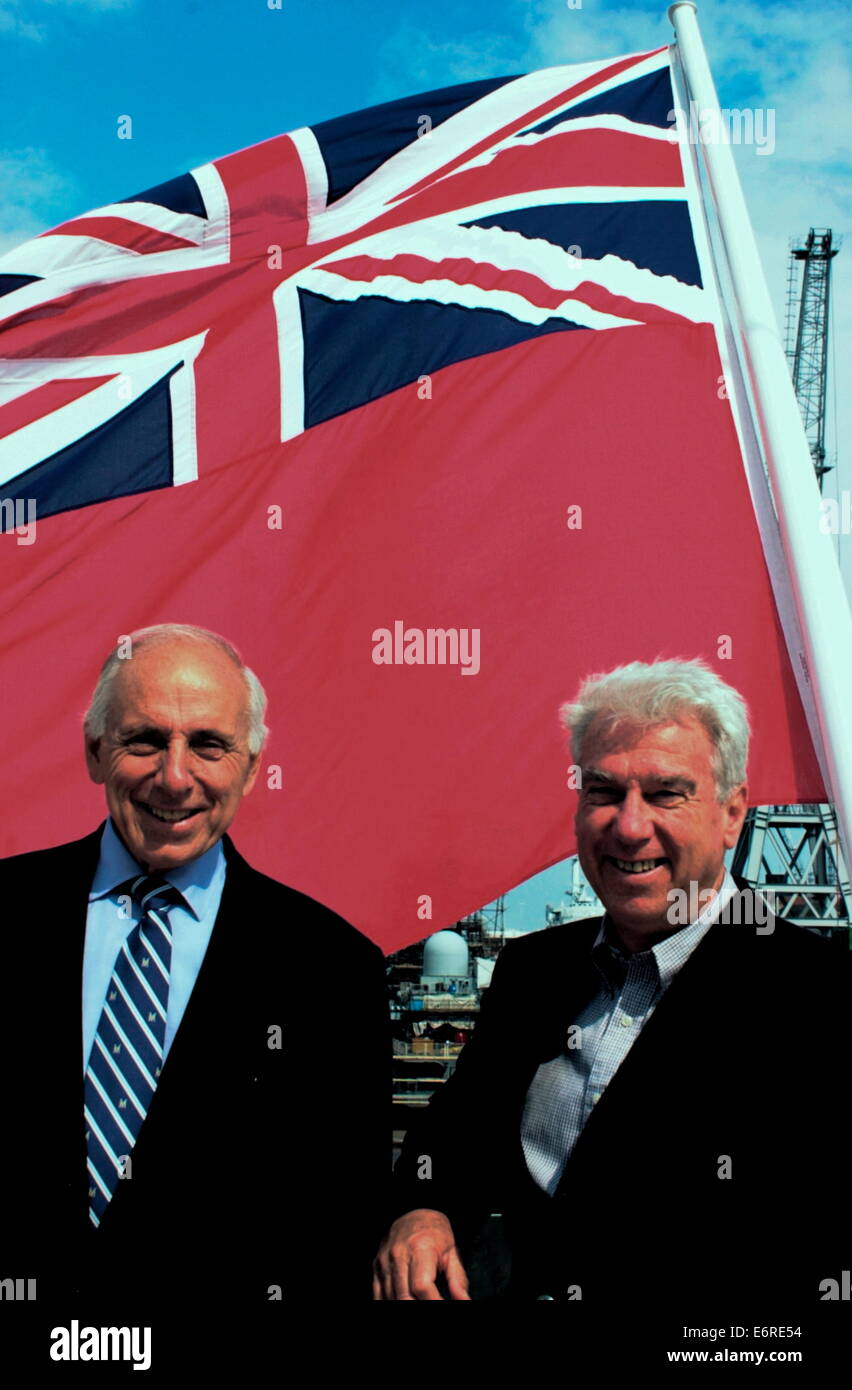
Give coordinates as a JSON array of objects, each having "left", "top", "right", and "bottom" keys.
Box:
[
  {"left": 155, "top": 740, "right": 193, "bottom": 793},
  {"left": 612, "top": 789, "right": 652, "bottom": 843}
]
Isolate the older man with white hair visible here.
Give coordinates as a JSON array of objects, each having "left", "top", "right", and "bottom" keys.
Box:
[
  {"left": 0, "top": 623, "right": 388, "bottom": 1358},
  {"left": 375, "top": 658, "right": 849, "bottom": 1334}
]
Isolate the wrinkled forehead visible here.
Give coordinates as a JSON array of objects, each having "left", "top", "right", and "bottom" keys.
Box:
[
  {"left": 107, "top": 643, "right": 249, "bottom": 732},
  {"left": 580, "top": 713, "right": 715, "bottom": 770}
]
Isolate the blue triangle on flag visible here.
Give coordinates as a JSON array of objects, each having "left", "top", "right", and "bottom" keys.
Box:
[
  {"left": 300, "top": 289, "right": 585, "bottom": 430},
  {"left": 2, "top": 370, "right": 177, "bottom": 529}
]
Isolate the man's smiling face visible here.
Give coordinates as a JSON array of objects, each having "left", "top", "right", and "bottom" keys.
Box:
[
  {"left": 85, "top": 639, "right": 260, "bottom": 873},
  {"left": 575, "top": 716, "right": 747, "bottom": 950}
]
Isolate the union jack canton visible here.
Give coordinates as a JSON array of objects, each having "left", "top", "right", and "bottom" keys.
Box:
[{"left": 0, "top": 45, "right": 710, "bottom": 529}]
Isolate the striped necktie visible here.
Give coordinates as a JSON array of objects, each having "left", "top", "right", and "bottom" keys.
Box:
[{"left": 85, "top": 873, "right": 181, "bottom": 1227}]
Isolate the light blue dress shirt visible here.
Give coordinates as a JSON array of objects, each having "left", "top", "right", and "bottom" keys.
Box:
[
  {"left": 522, "top": 868, "right": 738, "bottom": 1194},
  {"left": 82, "top": 819, "right": 226, "bottom": 1074}
]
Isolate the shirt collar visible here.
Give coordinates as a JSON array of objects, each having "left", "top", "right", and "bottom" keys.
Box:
[
  {"left": 88, "top": 818, "right": 226, "bottom": 921},
  {"left": 592, "top": 867, "right": 738, "bottom": 993}
]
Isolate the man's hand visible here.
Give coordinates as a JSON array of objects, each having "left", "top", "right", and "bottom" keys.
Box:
[{"left": 372, "top": 1208, "right": 471, "bottom": 1300}]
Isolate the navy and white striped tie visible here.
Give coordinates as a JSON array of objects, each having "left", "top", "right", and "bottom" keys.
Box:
[{"left": 85, "top": 874, "right": 180, "bottom": 1227}]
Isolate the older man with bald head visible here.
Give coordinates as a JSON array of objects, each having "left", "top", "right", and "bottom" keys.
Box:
[
  {"left": 83, "top": 628, "right": 266, "bottom": 876},
  {"left": 1, "top": 624, "right": 388, "bottom": 1358}
]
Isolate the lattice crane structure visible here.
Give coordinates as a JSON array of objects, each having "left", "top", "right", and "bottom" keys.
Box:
[{"left": 784, "top": 228, "right": 839, "bottom": 488}]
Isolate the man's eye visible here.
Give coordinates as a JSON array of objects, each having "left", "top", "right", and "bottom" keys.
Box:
[
  {"left": 584, "top": 787, "right": 619, "bottom": 804},
  {"left": 649, "top": 791, "right": 684, "bottom": 806},
  {"left": 124, "top": 741, "right": 158, "bottom": 755},
  {"left": 193, "top": 741, "right": 226, "bottom": 758}
]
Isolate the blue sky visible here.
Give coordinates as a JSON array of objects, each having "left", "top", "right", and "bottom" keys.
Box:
[{"left": 3, "top": 0, "right": 851, "bottom": 931}]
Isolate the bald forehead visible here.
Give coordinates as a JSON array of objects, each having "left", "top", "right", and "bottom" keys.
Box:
[
  {"left": 106, "top": 640, "right": 250, "bottom": 732},
  {"left": 112, "top": 638, "right": 242, "bottom": 688}
]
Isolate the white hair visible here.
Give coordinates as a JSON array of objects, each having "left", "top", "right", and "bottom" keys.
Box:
[
  {"left": 560, "top": 658, "right": 750, "bottom": 801},
  {"left": 83, "top": 623, "right": 269, "bottom": 755}
]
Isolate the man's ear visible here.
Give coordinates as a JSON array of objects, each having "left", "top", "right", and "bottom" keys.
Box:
[
  {"left": 85, "top": 732, "right": 106, "bottom": 785},
  {"left": 723, "top": 782, "right": 748, "bottom": 849},
  {"left": 241, "top": 750, "right": 262, "bottom": 798}
]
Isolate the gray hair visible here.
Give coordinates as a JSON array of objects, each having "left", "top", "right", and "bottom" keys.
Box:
[
  {"left": 560, "top": 658, "right": 750, "bottom": 801},
  {"left": 84, "top": 623, "right": 269, "bottom": 756}
]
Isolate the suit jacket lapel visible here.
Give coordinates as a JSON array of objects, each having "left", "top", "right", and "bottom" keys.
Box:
[
  {"left": 492, "top": 919, "right": 605, "bottom": 1190},
  {"left": 45, "top": 827, "right": 107, "bottom": 1234},
  {"left": 556, "top": 897, "right": 770, "bottom": 1190},
  {"left": 517, "top": 918, "right": 605, "bottom": 1075}
]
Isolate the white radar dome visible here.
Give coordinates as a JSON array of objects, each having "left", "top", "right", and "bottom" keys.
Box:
[{"left": 422, "top": 930, "right": 470, "bottom": 979}]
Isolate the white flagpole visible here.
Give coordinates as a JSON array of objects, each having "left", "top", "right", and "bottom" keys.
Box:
[{"left": 667, "top": 0, "right": 852, "bottom": 869}]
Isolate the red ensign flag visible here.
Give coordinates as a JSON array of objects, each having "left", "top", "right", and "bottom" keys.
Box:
[{"left": 0, "top": 46, "right": 823, "bottom": 949}]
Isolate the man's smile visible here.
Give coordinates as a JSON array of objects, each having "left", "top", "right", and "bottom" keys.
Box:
[
  {"left": 136, "top": 800, "right": 207, "bottom": 825},
  {"left": 607, "top": 856, "right": 669, "bottom": 876}
]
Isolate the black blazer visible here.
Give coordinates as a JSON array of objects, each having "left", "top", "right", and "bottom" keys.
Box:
[
  {"left": 1, "top": 825, "right": 390, "bottom": 1335},
  {"left": 393, "top": 894, "right": 850, "bottom": 1324}
]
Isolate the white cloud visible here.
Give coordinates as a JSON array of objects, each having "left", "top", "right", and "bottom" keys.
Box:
[
  {"left": 0, "top": 148, "right": 76, "bottom": 254},
  {"left": 368, "top": 25, "right": 521, "bottom": 101},
  {"left": 521, "top": 0, "right": 669, "bottom": 69},
  {"left": 0, "top": 0, "right": 132, "bottom": 41},
  {"left": 0, "top": 2, "right": 44, "bottom": 39}
]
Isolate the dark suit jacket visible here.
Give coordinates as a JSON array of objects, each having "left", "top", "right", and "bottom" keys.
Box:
[
  {"left": 1, "top": 825, "right": 389, "bottom": 1341},
  {"left": 393, "top": 893, "right": 849, "bottom": 1327}
]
